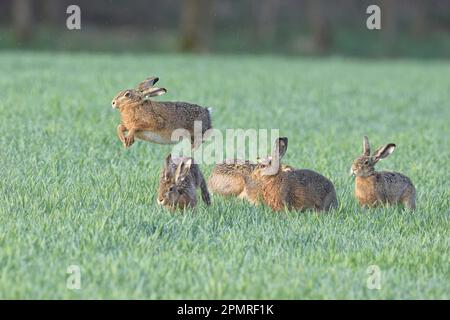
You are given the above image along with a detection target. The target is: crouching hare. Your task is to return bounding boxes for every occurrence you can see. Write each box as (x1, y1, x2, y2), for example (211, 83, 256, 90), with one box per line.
(245, 137, 338, 212)
(208, 160, 256, 198)
(350, 136, 416, 210)
(208, 160, 293, 199)
(157, 154, 211, 210)
(112, 77, 212, 149)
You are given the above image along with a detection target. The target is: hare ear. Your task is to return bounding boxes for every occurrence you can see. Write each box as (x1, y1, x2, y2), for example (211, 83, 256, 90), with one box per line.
(277, 137, 288, 159)
(137, 77, 159, 90)
(363, 136, 370, 156)
(164, 154, 173, 179)
(164, 154, 172, 169)
(261, 137, 288, 176)
(142, 87, 167, 98)
(373, 143, 396, 163)
(174, 159, 192, 183)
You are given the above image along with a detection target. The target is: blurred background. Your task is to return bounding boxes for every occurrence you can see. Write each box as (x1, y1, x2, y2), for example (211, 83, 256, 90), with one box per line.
(0, 0, 449, 58)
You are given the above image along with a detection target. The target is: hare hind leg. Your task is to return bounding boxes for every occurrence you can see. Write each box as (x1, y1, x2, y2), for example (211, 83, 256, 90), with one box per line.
(316, 192, 338, 212)
(324, 192, 338, 211)
(401, 186, 416, 211)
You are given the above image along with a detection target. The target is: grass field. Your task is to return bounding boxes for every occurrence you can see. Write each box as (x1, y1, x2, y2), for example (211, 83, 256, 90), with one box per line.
(0, 52, 448, 299)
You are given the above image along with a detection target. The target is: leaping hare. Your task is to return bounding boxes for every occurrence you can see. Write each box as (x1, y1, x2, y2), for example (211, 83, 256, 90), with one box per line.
(244, 137, 338, 212)
(112, 77, 212, 149)
(350, 136, 416, 210)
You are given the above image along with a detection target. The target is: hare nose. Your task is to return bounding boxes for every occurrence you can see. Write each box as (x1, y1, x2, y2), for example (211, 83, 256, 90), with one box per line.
(112, 101, 116, 108)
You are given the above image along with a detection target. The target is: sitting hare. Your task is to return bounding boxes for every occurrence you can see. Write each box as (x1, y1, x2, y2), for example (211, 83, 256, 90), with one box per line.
(157, 154, 211, 210)
(350, 136, 416, 210)
(112, 77, 212, 149)
(244, 137, 338, 212)
(208, 159, 292, 199)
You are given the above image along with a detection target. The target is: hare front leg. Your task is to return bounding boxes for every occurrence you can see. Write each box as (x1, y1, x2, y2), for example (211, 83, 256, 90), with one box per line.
(124, 128, 136, 148)
(117, 124, 127, 147)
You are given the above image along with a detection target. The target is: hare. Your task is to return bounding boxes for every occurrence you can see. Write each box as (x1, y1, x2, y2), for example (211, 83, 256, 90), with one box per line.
(244, 137, 338, 212)
(208, 159, 293, 199)
(112, 77, 212, 149)
(350, 136, 416, 210)
(208, 160, 257, 199)
(157, 154, 211, 210)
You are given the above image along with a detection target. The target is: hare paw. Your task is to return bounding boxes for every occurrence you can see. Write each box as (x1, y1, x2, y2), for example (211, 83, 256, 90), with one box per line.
(124, 135, 135, 148)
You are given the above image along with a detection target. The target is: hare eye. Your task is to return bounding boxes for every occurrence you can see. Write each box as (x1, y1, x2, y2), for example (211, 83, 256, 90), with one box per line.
(124, 91, 131, 98)
(364, 160, 369, 164)
(169, 186, 174, 192)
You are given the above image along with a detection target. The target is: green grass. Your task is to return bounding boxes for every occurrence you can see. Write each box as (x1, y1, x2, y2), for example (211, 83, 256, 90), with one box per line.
(0, 52, 449, 299)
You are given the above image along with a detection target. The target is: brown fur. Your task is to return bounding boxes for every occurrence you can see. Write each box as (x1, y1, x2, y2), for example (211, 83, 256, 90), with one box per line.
(351, 136, 416, 210)
(355, 172, 416, 209)
(208, 160, 293, 199)
(208, 160, 256, 198)
(247, 168, 338, 212)
(112, 77, 212, 148)
(244, 138, 338, 212)
(157, 155, 211, 211)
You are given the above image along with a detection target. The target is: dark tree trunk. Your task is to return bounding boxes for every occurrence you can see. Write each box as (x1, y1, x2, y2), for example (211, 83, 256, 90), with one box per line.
(381, 0, 398, 48)
(12, 0, 34, 44)
(411, 0, 428, 38)
(180, 0, 215, 52)
(42, 0, 61, 26)
(307, 0, 332, 55)
(253, 0, 279, 43)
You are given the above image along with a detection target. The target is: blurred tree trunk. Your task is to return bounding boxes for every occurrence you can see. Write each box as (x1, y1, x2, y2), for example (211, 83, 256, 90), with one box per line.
(411, 0, 428, 38)
(42, 0, 61, 26)
(381, 0, 397, 49)
(12, 0, 34, 44)
(180, 0, 215, 52)
(253, 0, 279, 43)
(307, 0, 332, 54)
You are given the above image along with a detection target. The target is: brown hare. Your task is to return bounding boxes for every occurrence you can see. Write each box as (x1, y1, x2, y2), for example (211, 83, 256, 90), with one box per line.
(350, 136, 416, 210)
(208, 160, 293, 199)
(208, 160, 257, 198)
(244, 137, 338, 212)
(112, 77, 212, 149)
(157, 154, 211, 210)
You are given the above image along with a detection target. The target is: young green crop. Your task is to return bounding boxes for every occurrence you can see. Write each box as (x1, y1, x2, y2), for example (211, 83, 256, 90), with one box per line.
(0, 52, 448, 299)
